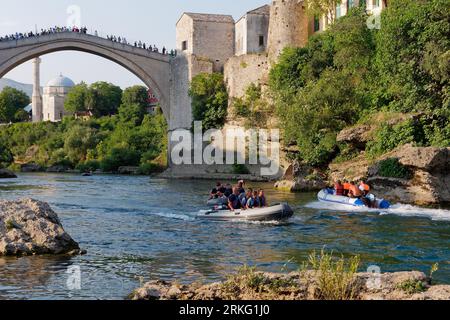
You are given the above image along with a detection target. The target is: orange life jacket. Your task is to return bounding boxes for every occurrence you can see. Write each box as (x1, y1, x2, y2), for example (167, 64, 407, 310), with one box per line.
(349, 184, 362, 197)
(343, 183, 351, 191)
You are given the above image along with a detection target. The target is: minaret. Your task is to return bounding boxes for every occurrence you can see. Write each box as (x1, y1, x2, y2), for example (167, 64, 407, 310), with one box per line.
(32, 57, 43, 122)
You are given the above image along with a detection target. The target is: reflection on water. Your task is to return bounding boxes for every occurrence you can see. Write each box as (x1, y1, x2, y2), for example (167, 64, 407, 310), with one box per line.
(0, 173, 449, 300)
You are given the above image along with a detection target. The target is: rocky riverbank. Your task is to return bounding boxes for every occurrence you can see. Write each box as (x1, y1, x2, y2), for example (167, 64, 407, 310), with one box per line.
(0, 199, 81, 256)
(129, 269, 450, 301)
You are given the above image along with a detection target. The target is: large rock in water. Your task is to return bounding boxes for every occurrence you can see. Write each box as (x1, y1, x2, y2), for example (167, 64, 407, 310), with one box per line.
(0, 169, 17, 179)
(274, 162, 327, 192)
(0, 199, 80, 256)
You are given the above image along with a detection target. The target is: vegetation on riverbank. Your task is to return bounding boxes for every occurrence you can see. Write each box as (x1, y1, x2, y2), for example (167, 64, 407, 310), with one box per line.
(130, 250, 449, 300)
(269, 1, 449, 168)
(0, 85, 167, 174)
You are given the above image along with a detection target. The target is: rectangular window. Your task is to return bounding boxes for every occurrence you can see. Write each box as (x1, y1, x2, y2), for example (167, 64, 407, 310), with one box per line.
(181, 41, 187, 51)
(375, 0, 380, 7)
(314, 16, 320, 32)
(259, 35, 264, 47)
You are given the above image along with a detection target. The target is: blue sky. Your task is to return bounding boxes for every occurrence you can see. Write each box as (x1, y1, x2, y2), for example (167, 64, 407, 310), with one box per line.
(1, 0, 269, 88)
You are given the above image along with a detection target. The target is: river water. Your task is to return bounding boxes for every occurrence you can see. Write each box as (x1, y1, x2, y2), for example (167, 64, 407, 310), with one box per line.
(0, 173, 449, 300)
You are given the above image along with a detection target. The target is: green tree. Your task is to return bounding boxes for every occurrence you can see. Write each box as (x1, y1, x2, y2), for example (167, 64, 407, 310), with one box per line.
(118, 103, 146, 126)
(304, 0, 343, 24)
(64, 125, 99, 164)
(89, 82, 123, 117)
(189, 73, 228, 131)
(121, 85, 149, 109)
(65, 82, 89, 114)
(0, 87, 30, 123)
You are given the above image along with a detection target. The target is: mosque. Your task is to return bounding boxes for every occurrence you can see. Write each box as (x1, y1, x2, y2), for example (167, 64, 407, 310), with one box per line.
(31, 57, 75, 122)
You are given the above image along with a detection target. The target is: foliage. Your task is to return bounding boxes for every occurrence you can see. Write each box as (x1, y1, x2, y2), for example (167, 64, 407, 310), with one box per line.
(376, 158, 412, 179)
(303, 249, 360, 300)
(0, 142, 13, 168)
(269, 8, 375, 166)
(374, 0, 450, 113)
(397, 279, 427, 295)
(366, 120, 423, 158)
(121, 85, 149, 109)
(269, 2, 449, 167)
(233, 83, 271, 128)
(64, 81, 123, 117)
(100, 147, 140, 172)
(232, 164, 250, 175)
(189, 73, 228, 131)
(303, 0, 343, 24)
(0, 87, 30, 123)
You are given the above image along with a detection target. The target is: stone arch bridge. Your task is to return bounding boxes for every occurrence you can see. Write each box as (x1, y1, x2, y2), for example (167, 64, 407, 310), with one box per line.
(0, 32, 191, 133)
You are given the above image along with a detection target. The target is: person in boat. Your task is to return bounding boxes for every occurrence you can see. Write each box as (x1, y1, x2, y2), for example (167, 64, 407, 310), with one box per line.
(224, 183, 233, 197)
(343, 180, 351, 197)
(237, 180, 246, 194)
(258, 189, 267, 207)
(239, 188, 252, 209)
(246, 190, 261, 209)
(348, 181, 363, 198)
(209, 182, 226, 199)
(359, 180, 371, 196)
(228, 187, 242, 211)
(334, 180, 344, 196)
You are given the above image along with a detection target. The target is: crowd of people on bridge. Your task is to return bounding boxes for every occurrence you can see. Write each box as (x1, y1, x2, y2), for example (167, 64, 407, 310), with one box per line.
(0, 26, 88, 42)
(209, 180, 268, 211)
(0, 26, 176, 57)
(106, 35, 176, 56)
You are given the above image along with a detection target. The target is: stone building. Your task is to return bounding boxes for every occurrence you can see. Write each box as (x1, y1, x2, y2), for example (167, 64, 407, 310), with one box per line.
(42, 74, 75, 122)
(235, 5, 270, 56)
(176, 13, 235, 75)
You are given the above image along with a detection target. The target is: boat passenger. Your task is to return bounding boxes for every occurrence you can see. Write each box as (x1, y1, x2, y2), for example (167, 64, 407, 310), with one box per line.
(343, 180, 351, 197)
(246, 190, 261, 209)
(228, 187, 242, 211)
(258, 189, 267, 207)
(359, 180, 370, 196)
(224, 183, 233, 197)
(240, 188, 252, 209)
(335, 180, 344, 196)
(348, 181, 363, 198)
(237, 180, 246, 194)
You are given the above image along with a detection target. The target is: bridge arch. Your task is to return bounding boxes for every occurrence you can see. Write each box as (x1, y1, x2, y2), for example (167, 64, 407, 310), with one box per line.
(0, 32, 171, 120)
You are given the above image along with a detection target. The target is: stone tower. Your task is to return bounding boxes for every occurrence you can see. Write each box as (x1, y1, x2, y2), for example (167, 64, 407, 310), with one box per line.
(32, 57, 43, 122)
(267, 0, 310, 62)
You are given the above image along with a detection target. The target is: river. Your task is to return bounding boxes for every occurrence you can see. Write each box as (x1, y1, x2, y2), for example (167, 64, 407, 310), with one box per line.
(0, 173, 449, 300)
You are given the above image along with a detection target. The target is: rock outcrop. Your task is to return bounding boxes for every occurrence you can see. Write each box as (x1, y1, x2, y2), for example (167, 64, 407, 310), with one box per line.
(0, 169, 17, 179)
(0, 199, 80, 256)
(274, 162, 327, 192)
(129, 270, 450, 301)
(369, 144, 450, 205)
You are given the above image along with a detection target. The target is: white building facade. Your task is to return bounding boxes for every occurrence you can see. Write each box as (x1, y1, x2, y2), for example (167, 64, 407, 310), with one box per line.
(42, 75, 75, 122)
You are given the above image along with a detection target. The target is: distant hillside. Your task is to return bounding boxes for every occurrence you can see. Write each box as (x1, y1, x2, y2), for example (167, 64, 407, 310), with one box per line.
(0, 78, 40, 97)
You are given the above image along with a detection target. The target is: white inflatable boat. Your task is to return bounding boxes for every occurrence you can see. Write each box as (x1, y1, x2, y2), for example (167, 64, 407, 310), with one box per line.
(317, 189, 391, 209)
(197, 203, 294, 222)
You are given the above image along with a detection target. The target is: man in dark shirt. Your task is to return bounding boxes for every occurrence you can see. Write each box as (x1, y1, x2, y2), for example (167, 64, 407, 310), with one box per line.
(228, 188, 242, 211)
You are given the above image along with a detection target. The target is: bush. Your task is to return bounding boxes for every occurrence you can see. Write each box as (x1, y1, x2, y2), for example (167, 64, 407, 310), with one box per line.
(377, 158, 412, 179)
(77, 160, 101, 172)
(397, 279, 427, 294)
(232, 164, 250, 175)
(101, 147, 140, 172)
(366, 119, 424, 158)
(303, 249, 360, 300)
(189, 73, 228, 131)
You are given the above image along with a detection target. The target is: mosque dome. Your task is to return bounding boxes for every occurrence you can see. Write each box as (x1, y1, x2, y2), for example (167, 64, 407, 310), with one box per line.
(46, 74, 75, 88)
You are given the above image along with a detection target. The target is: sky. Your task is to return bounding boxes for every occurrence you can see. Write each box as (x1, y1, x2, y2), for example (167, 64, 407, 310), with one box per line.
(0, 0, 269, 88)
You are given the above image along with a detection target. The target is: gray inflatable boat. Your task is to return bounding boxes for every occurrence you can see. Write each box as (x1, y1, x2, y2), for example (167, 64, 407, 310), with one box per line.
(197, 203, 294, 222)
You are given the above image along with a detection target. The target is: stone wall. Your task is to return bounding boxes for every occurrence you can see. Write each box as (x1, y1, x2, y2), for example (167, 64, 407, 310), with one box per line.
(224, 53, 269, 100)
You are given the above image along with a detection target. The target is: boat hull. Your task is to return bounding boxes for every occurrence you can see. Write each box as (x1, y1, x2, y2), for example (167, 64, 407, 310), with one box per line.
(317, 189, 391, 209)
(197, 203, 294, 222)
